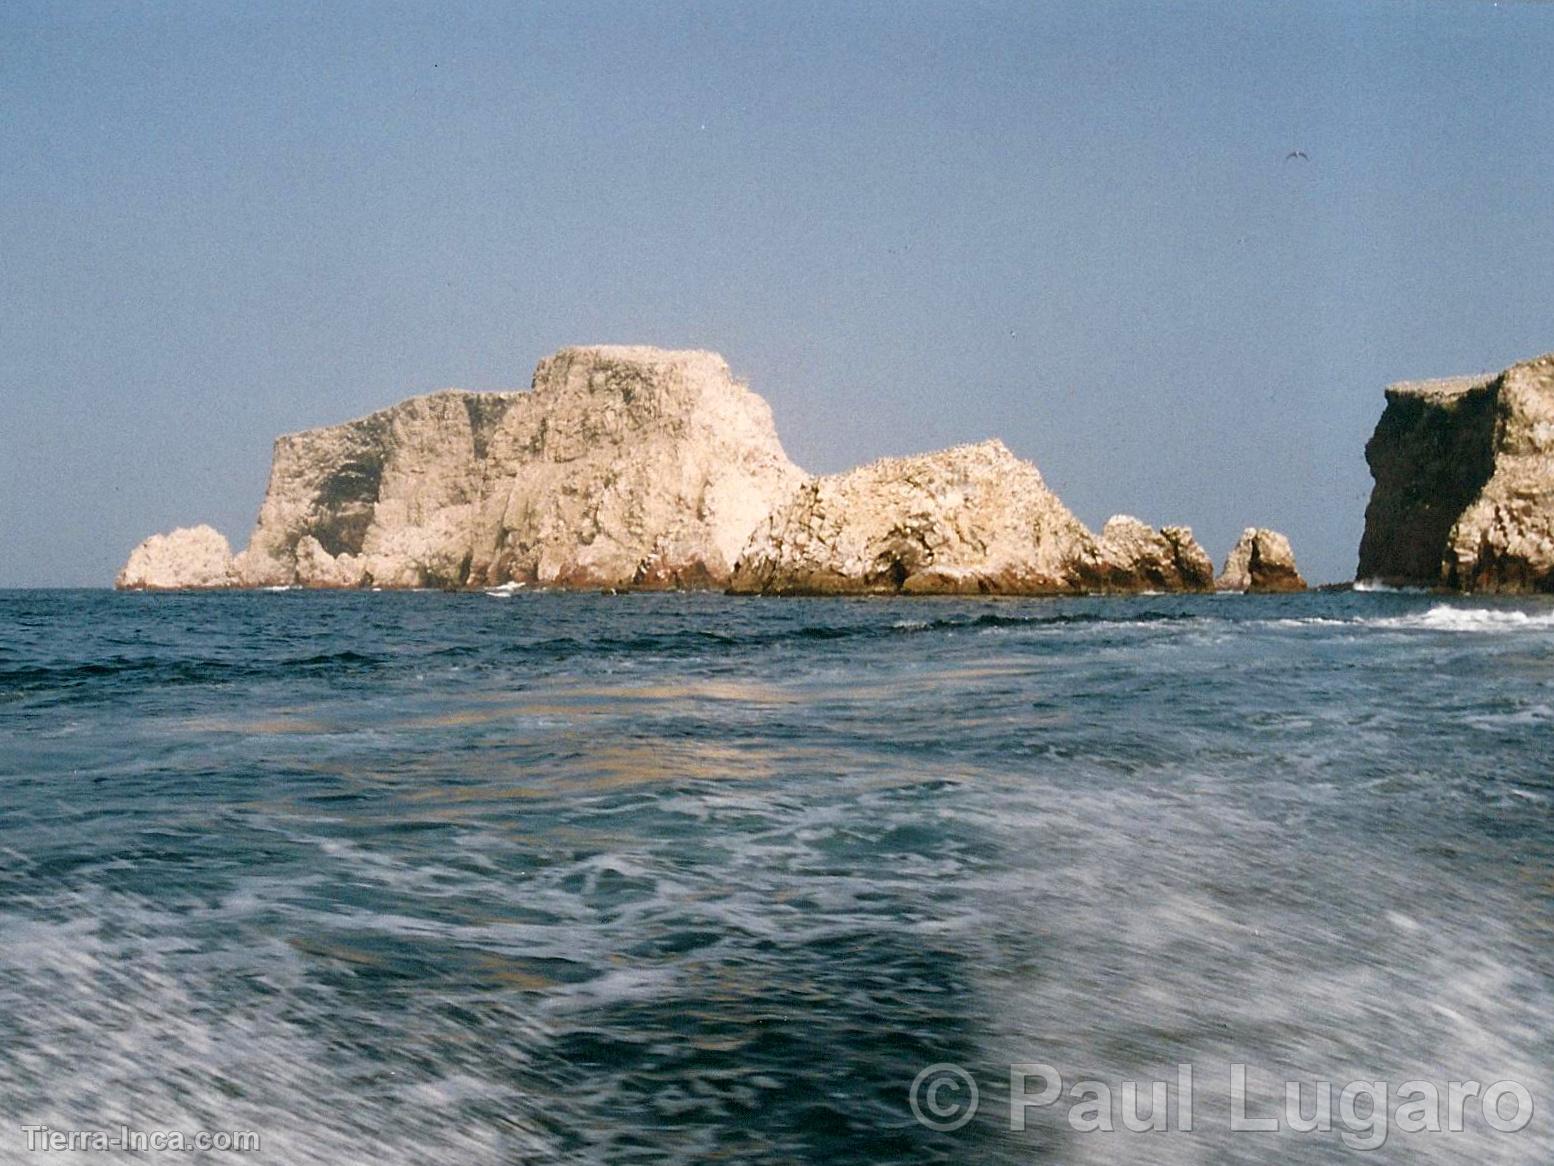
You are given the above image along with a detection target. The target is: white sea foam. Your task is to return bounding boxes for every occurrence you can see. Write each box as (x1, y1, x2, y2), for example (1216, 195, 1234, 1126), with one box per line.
(1353, 579, 1430, 593)
(484, 581, 527, 597)
(1264, 605, 1554, 633)
(1464, 703, 1554, 730)
(1373, 605, 1554, 633)
(0, 897, 558, 1165)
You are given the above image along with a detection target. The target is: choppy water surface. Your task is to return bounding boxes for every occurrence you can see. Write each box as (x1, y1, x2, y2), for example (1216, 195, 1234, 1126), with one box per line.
(2, 590, 1551, 1164)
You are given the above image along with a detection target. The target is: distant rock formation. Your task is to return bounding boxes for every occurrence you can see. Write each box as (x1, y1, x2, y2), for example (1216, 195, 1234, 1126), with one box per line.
(1217, 528, 1306, 592)
(729, 441, 1091, 595)
(1086, 516, 1217, 594)
(117, 525, 236, 590)
(117, 344, 1291, 597)
(1358, 352, 1554, 591)
(728, 441, 1214, 595)
(121, 347, 805, 591)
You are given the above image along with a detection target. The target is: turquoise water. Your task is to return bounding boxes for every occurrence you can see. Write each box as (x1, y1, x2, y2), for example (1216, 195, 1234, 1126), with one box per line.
(2, 590, 1551, 1163)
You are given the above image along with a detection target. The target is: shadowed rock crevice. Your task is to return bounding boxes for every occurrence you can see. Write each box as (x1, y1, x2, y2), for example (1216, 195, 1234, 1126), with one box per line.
(307, 494, 378, 559)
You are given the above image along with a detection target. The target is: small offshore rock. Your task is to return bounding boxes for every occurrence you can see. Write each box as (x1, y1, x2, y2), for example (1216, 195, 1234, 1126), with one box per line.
(1217, 527, 1307, 592)
(115, 525, 236, 590)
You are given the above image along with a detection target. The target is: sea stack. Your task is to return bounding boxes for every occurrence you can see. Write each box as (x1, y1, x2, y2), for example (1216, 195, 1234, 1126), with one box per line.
(1085, 516, 1217, 594)
(1358, 351, 1554, 592)
(1216, 528, 1306, 592)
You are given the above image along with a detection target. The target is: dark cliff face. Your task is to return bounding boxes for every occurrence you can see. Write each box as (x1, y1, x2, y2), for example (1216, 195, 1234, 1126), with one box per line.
(1356, 377, 1499, 586)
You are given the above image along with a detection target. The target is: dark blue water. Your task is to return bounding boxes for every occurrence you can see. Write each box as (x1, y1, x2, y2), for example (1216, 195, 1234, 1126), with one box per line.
(2, 590, 1551, 1164)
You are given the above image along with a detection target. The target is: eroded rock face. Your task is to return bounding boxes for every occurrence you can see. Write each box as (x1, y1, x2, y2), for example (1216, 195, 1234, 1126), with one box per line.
(728, 440, 1092, 595)
(1084, 516, 1216, 593)
(201, 346, 804, 590)
(231, 389, 509, 589)
(116, 525, 235, 590)
(1217, 528, 1306, 592)
(116, 344, 1283, 596)
(1358, 353, 1554, 591)
(729, 442, 1213, 596)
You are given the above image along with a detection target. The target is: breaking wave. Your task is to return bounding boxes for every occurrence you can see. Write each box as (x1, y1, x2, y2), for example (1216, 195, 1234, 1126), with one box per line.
(1372, 604, 1554, 633)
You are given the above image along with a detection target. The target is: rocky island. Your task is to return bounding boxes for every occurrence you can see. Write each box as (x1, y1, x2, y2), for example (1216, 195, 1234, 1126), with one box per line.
(118, 344, 1304, 595)
(1358, 351, 1554, 592)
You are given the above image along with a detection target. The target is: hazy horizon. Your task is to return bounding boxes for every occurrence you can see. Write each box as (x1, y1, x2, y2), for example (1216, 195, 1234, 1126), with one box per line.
(5, 1, 1554, 587)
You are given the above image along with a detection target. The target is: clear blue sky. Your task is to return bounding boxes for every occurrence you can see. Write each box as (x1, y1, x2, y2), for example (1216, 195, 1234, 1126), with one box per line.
(4, 0, 1552, 587)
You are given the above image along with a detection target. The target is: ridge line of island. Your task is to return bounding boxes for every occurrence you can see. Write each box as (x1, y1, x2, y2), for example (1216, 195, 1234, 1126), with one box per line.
(118, 345, 1554, 595)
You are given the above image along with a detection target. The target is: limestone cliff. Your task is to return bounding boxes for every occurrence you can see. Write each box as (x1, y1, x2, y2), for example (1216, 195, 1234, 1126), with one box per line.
(123, 346, 805, 591)
(1216, 528, 1306, 592)
(231, 389, 518, 589)
(1358, 352, 1554, 591)
(727, 441, 1215, 596)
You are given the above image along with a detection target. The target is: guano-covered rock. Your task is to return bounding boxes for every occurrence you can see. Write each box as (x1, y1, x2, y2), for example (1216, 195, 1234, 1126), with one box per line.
(116, 525, 237, 591)
(728, 442, 1216, 596)
(126, 346, 805, 591)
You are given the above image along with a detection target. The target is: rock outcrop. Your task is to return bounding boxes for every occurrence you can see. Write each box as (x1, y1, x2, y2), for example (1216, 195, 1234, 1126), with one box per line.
(1216, 528, 1306, 592)
(728, 441, 1092, 595)
(727, 441, 1215, 596)
(1086, 516, 1217, 593)
(1358, 352, 1554, 591)
(116, 525, 236, 591)
(122, 346, 806, 591)
(114, 525, 236, 587)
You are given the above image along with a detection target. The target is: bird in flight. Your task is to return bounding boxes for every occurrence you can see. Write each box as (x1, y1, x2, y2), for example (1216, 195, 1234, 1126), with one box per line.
(1285, 150, 1309, 161)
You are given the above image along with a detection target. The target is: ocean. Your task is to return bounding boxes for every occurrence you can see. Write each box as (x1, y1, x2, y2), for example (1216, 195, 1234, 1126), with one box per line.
(1, 589, 1551, 1164)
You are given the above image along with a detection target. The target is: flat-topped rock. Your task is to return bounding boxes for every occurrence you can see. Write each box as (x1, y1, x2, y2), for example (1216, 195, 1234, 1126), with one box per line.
(164, 346, 806, 591)
(1359, 351, 1554, 591)
(1384, 375, 1495, 402)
